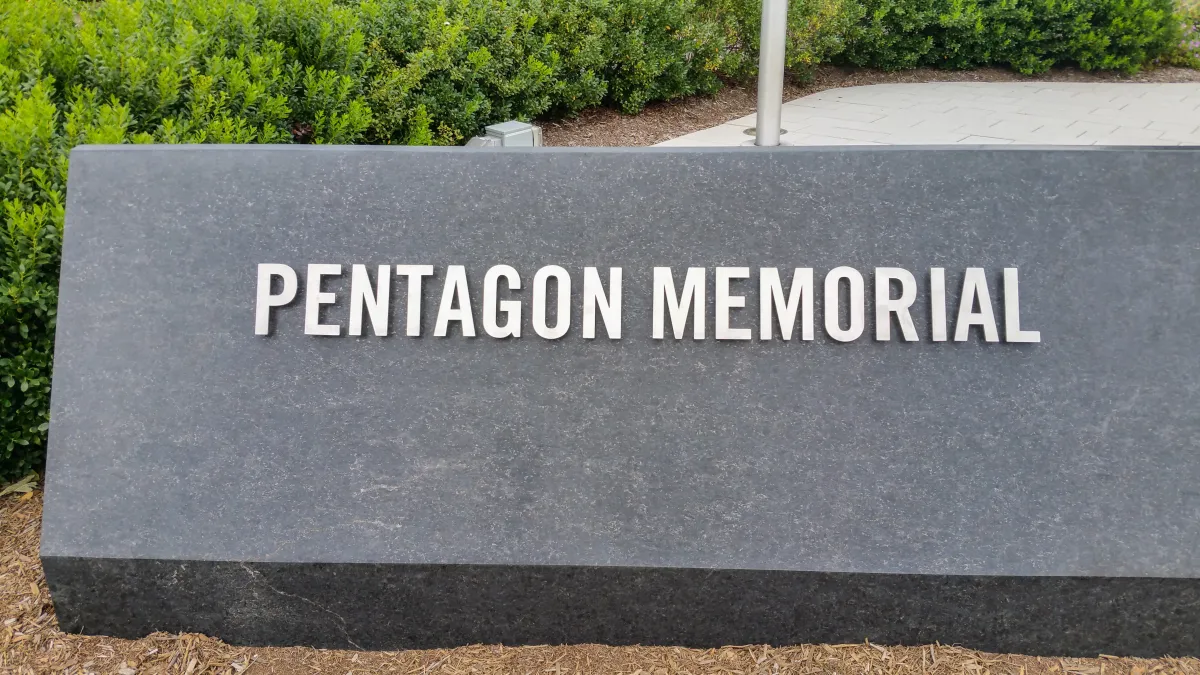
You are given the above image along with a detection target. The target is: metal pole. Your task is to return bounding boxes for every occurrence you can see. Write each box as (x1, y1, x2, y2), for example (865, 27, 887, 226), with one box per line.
(754, 0, 788, 146)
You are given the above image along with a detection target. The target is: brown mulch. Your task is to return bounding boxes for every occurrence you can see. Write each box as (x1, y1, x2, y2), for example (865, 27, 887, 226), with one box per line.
(3, 493, 1200, 674)
(539, 64, 1200, 147)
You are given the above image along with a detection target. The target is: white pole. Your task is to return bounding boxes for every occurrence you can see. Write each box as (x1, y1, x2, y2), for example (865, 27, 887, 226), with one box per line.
(754, 0, 788, 146)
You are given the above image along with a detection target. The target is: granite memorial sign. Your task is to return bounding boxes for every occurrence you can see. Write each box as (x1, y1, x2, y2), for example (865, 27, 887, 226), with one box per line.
(41, 145, 1200, 656)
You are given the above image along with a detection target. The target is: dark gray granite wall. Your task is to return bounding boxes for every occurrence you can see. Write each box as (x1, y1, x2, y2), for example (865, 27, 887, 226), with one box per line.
(42, 146, 1200, 655)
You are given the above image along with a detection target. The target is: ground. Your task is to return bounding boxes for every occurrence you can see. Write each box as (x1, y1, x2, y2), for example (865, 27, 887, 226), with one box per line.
(538, 65, 1200, 147)
(2, 493, 1199, 675)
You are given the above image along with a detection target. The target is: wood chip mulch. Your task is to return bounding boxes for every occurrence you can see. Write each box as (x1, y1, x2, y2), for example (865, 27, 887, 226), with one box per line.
(539, 65, 1200, 147)
(3, 493, 1199, 674)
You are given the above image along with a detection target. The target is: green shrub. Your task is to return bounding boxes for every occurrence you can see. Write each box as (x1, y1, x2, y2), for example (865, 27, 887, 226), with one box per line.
(359, 0, 723, 143)
(697, 0, 864, 80)
(0, 0, 374, 482)
(1166, 0, 1200, 66)
(604, 0, 725, 112)
(359, 0, 594, 145)
(838, 0, 1182, 74)
(0, 84, 63, 482)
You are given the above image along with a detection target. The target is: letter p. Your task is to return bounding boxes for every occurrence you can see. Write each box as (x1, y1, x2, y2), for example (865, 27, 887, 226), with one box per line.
(255, 263, 298, 335)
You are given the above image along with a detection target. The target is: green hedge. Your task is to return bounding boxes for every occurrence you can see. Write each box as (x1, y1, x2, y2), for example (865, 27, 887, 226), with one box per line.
(0, 0, 1189, 482)
(701, 0, 1183, 79)
(697, 0, 865, 80)
(0, 0, 376, 482)
(837, 0, 1182, 74)
(1174, 1, 1200, 67)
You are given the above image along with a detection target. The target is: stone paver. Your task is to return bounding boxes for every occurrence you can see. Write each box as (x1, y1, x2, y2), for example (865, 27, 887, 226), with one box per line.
(656, 82, 1200, 146)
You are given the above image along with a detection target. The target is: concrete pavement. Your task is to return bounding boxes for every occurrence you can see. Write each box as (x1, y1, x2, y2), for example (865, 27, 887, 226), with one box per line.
(656, 82, 1200, 146)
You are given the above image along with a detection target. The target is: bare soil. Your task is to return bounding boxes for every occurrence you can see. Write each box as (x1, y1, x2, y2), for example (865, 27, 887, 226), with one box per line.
(539, 65, 1200, 147)
(3, 493, 1199, 674)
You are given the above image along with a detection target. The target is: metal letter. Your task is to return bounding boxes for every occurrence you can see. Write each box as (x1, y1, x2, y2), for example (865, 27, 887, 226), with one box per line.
(533, 265, 571, 340)
(395, 265, 434, 337)
(304, 264, 342, 336)
(759, 267, 813, 340)
(1004, 268, 1041, 343)
(653, 267, 706, 340)
(583, 267, 622, 339)
(254, 263, 297, 336)
(875, 267, 918, 342)
(954, 267, 999, 342)
(434, 265, 476, 337)
(715, 267, 752, 340)
(483, 265, 522, 338)
(348, 264, 391, 337)
(824, 266, 865, 342)
(930, 267, 947, 342)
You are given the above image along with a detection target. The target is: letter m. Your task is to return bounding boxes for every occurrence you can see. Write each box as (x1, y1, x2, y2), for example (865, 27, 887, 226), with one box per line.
(653, 267, 705, 339)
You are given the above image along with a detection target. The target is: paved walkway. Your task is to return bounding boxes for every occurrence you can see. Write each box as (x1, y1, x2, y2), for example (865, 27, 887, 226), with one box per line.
(656, 82, 1200, 146)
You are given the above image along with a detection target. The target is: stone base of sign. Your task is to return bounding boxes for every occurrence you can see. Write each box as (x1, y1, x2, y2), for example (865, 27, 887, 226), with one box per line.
(44, 557, 1200, 655)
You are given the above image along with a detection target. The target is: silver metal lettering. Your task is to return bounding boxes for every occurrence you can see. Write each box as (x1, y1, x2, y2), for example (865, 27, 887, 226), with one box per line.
(824, 266, 865, 342)
(255, 263, 297, 336)
(304, 263, 342, 336)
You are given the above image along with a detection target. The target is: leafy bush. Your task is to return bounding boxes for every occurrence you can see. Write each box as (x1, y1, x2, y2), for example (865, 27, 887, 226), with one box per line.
(1169, 0, 1200, 66)
(0, 0, 375, 482)
(604, 0, 726, 111)
(0, 80, 63, 481)
(359, 0, 722, 144)
(837, 0, 1182, 74)
(699, 0, 864, 80)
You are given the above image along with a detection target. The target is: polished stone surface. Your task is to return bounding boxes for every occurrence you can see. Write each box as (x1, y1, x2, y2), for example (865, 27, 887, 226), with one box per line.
(42, 145, 1200, 655)
(43, 558, 1200, 655)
